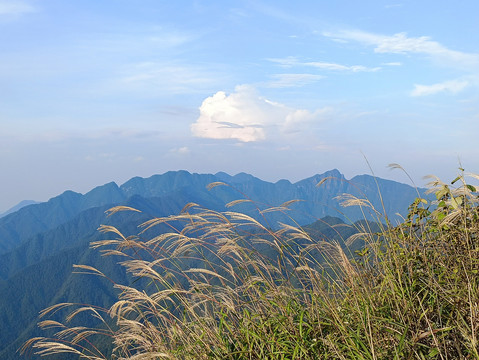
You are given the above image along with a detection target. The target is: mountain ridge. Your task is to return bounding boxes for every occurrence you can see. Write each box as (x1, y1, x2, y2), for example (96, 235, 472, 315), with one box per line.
(0, 169, 427, 359)
(0, 169, 424, 255)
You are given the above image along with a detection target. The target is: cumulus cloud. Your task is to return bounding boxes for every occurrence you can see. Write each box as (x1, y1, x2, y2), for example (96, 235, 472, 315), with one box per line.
(323, 30, 479, 68)
(411, 79, 469, 97)
(0, 0, 35, 15)
(191, 86, 324, 142)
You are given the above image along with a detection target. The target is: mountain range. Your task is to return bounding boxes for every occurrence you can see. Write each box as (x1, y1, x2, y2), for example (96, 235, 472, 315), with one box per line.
(0, 169, 424, 359)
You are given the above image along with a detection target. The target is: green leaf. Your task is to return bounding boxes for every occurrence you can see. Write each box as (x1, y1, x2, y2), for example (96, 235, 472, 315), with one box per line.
(451, 176, 461, 185)
(428, 348, 439, 358)
(436, 188, 448, 200)
(437, 212, 446, 221)
(466, 184, 476, 192)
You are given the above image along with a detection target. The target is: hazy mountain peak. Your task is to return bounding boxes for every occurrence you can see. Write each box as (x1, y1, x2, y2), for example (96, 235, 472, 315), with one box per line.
(295, 169, 345, 187)
(275, 179, 292, 186)
(214, 171, 232, 181)
(230, 172, 261, 183)
(0, 200, 39, 219)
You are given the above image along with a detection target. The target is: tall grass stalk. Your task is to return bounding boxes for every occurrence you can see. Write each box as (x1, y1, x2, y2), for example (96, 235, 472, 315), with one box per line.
(23, 172, 479, 359)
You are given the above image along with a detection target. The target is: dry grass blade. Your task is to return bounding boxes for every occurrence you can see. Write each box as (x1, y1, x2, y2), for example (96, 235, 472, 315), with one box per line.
(73, 264, 107, 277)
(39, 303, 75, 318)
(346, 232, 369, 247)
(423, 174, 446, 189)
(37, 320, 66, 329)
(105, 206, 142, 216)
(280, 199, 304, 207)
(184, 268, 228, 282)
(128, 352, 171, 359)
(180, 202, 200, 213)
(465, 172, 479, 183)
(225, 199, 253, 208)
(259, 206, 290, 214)
(97, 225, 128, 240)
(388, 163, 404, 171)
(20, 337, 44, 355)
(224, 211, 264, 227)
(65, 306, 103, 323)
(440, 208, 462, 226)
(295, 265, 320, 275)
(32, 342, 85, 357)
(207, 181, 227, 190)
(316, 176, 338, 187)
(335, 193, 373, 209)
(90, 239, 123, 249)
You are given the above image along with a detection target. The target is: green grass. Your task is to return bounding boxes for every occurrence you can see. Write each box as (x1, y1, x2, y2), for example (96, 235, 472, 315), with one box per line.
(23, 171, 479, 359)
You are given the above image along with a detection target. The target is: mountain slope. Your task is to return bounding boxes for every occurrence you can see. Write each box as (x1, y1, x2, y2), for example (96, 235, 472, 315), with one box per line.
(0, 170, 426, 359)
(0, 182, 126, 254)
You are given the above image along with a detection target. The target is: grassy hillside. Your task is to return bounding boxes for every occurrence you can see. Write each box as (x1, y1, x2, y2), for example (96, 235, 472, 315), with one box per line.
(23, 171, 479, 359)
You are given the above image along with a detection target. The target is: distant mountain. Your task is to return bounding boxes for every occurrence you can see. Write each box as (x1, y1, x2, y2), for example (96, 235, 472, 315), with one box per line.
(0, 169, 423, 255)
(0, 170, 426, 359)
(0, 200, 39, 219)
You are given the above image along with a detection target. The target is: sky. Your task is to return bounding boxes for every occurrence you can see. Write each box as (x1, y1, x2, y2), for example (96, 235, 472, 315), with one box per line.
(1, 0, 479, 212)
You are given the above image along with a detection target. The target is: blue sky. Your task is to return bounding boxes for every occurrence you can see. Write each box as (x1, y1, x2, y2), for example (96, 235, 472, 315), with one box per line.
(1, 0, 478, 212)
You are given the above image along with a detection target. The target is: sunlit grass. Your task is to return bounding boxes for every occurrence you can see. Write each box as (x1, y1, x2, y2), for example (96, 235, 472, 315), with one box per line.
(23, 170, 479, 359)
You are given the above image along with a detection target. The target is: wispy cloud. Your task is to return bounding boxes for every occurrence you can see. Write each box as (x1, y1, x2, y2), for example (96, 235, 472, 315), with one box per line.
(191, 85, 326, 142)
(323, 30, 479, 68)
(304, 61, 380, 72)
(384, 3, 403, 9)
(265, 73, 324, 88)
(147, 33, 194, 48)
(84, 153, 146, 163)
(168, 146, 190, 156)
(119, 61, 224, 95)
(7, 127, 164, 143)
(268, 56, 380, 72)
(0, 0, 35, 16)
(411, 79, 469, 97)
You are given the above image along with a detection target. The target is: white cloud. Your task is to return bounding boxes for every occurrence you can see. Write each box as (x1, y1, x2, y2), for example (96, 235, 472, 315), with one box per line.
(411, 79, 469, 97)
(85, 153, 116, 161)
(0, 0, 34, 15)
(304, 61, 381, 72)
(10, 127, 163, 143)
(148, 33, 194, 48)
(120, 62, 222, 95)
(385, 3, 403, 8)
(382, 62, 402, 66)
(191, 85, 324, 142)
(266, 73, 324, 88)
(168, 146, 190, 155)
(268, 57, 380, 72)
(267, 56, 299, 68)
(323, 30, 479, 68)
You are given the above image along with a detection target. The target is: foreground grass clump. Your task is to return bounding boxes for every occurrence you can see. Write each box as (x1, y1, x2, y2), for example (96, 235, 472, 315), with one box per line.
(23, 172, 479, 359)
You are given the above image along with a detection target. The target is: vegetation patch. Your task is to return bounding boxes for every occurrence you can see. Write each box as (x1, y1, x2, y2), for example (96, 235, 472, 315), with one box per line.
(24, 171, 479, 359)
